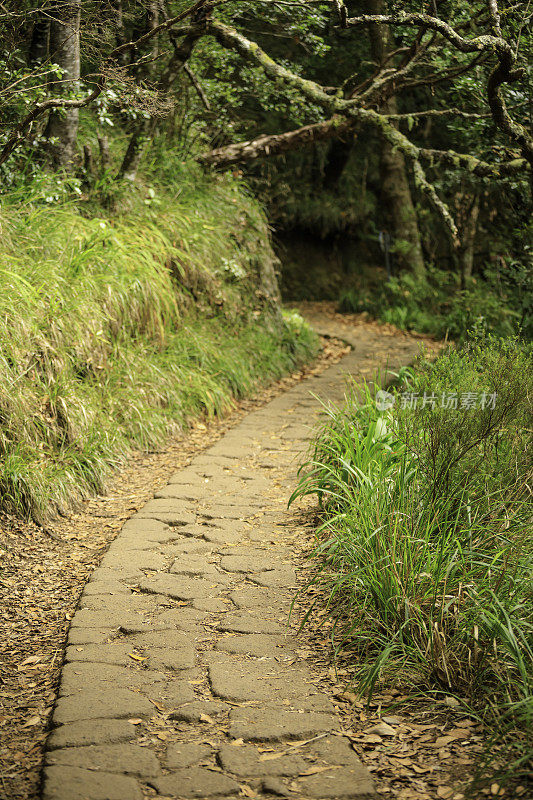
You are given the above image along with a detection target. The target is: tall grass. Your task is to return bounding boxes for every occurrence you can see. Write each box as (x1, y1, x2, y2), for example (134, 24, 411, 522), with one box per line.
(291, 338, 532, 790)
(0, 167, 317, 520)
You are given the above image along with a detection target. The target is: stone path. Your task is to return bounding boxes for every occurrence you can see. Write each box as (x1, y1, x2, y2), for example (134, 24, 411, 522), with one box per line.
(42, 323, 422, 800)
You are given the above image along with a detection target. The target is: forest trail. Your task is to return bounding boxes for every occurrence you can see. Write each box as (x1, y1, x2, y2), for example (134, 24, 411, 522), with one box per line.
(41, 312, 428, 800)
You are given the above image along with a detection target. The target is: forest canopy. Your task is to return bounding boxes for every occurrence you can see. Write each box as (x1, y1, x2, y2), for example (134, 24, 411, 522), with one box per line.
(0, 1, 531, 317)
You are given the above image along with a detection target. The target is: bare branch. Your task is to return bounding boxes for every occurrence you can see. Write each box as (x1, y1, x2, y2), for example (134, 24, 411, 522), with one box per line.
(0, 85, 103, 168)
(488, 0, 503, 36)
(184, 64, 210, 109)
(332, 0, 347, 28)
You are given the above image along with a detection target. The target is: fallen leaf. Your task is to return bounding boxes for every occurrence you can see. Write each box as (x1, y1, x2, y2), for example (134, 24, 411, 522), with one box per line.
(22, 716, 41, 728)
(444, 696, 460, 708)
(360, 734, 383, 744)
(20, 655, 42, 666)
(368, 722, 396, 736)
(128, 653, 147, 662)
(239, 785, 257, 798)
(231, 738, 245, 747)
(259, 752, 285, 762)
(199, 713, 214, 724)
(434, 736, 455, 748)
(128, 719, 143, 725)
(437, 788, 453, 799)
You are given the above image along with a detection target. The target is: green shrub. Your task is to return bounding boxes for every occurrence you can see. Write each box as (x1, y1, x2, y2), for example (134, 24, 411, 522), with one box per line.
(291, 336, 532, 790)
(0, 169, 318, 521)
(339, 269, 526, 342)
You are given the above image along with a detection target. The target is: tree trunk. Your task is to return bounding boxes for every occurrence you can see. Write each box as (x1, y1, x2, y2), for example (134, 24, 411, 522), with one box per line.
(45, 1, 81, 170)
(457, 193, 480, 288)
(322, 131, 356, 190)
(117, 126, 149, 181)
(110, 0, 126, 65)
(366, 0, 426, 278)
(28, 8, 50, 65)
(118, 28, 204, 181)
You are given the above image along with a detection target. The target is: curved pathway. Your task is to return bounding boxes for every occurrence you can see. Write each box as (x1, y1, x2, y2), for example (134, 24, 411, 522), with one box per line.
(42, 319, 422, 800)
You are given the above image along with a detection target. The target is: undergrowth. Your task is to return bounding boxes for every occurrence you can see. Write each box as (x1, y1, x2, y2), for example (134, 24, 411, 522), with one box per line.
(339, 264, 532, 342)
(291, 336, 532, 792)
(0, 166, 318, 521)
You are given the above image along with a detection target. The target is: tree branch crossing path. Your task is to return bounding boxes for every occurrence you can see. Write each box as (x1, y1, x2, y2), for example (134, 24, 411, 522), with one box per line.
(42, 314, 423, 800)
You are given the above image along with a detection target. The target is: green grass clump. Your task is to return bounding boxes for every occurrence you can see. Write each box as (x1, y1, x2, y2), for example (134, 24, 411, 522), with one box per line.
(0, 168, 318, 521)
(291, 336, 532, 791)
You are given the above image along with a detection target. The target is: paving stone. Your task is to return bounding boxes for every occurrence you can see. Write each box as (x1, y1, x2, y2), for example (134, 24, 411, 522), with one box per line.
(150, 650, 196, 672)
(67, 628, 115, 646)
(154, 767, 240, 798)
(138, 499, 196, 526)
(215, 634, 289, 657)
(167, 468, 207, 485)
(155, 485, 209, 500)
(218, 743, 307, 777)
(209, 661, 307, 703)
(297, 695, 337, 713)
(218, 613, 284, 635)
(138, 574, 222, 600)
(198, 506, 252, 521)
(65, 641, 146, 666)
(129, 629, 192, 650)
(219, 545, 268, 556)
(150, 680, 195, 706)
(167, 742, 213, 769)
(219, 554, 274, 573)
(229, 707, 337, 741)
(250, 569, 297, 589)
(59, 663, 165, 696)
(178, 524, 219, 539)
(296, 766, 376, 798)
(262, 776, 293, 796)
(193, 597, 233, 612)
(170, 554, 220, 577)
(101, 550, 166, 571)
(80, 593, 157, 614)
(53, 689, 153, 724)
(69, 609, 157, 632)
(42, 766, 142, 800)
(163, 539, 213, 555)
(229, 587, 288, 610)
(155, 606, 208, 630)
(105, 535, 156, 552)
(202, 528, 243, 545)
(121, 518, 172, 536)
(45, 743, 160, 776)
(82, 579, 130, 596)
(310, 735, 367, 764)
(47, 719, 137, 750)
(168, 700, 230, 722)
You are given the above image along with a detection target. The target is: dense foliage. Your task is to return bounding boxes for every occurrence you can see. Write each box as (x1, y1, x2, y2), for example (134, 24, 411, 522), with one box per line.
(0, 2, 530, 326)
(0, 163, 317, 520)
(292, 339, 532, 790)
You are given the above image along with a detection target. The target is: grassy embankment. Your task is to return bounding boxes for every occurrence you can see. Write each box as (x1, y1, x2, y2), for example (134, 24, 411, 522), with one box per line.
(291, 338, 532, 791)
(0, 164, 317, 521)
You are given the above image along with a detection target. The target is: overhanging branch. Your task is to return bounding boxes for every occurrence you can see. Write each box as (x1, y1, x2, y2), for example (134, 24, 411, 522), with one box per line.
(200, 116, 356, 167)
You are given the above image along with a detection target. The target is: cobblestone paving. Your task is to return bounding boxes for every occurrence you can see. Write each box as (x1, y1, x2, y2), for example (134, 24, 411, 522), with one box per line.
(42, 326, 421, 800)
